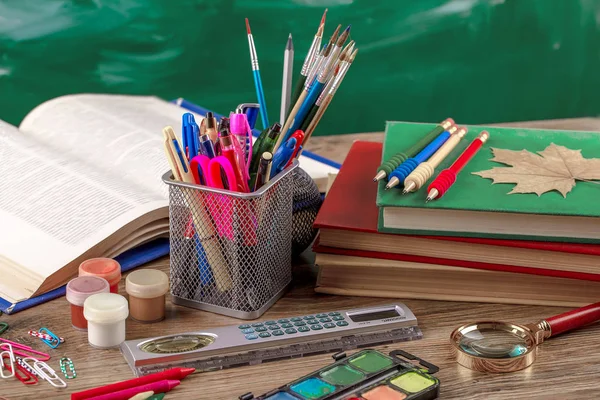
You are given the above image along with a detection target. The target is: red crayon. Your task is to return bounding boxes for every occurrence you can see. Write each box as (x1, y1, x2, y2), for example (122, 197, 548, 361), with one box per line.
(71, 367, 195, 400)
(87, 379, 179, 400)
(426, 130, 490, 202)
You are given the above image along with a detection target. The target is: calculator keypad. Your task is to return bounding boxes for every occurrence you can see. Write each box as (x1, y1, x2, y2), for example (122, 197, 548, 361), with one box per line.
(242, 312, 349, 340)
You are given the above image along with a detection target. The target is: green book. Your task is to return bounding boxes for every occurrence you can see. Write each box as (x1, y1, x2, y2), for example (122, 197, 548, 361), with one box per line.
(376, 121, 600, 243)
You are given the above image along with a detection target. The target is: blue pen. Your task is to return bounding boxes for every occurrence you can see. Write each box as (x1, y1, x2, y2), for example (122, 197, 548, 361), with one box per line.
(386, 126, 458, 189)
(271, 137, 297, 178)
(199, 134, 216, 159)
(245, 18, 269, 130)
(182, 113, 200, 158)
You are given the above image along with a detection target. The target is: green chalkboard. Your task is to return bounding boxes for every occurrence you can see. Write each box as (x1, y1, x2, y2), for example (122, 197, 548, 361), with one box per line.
(1, 0, 599, 135)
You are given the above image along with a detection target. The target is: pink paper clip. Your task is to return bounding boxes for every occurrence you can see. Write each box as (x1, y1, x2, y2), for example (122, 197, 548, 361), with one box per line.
(0, 339, 50, 361)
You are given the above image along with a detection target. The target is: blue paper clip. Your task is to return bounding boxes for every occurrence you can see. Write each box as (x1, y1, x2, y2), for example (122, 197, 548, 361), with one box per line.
(38, 328, 60, 349)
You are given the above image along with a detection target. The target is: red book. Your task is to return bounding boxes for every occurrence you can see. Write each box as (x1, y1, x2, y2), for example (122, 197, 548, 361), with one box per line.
(314, 141, 600, 281)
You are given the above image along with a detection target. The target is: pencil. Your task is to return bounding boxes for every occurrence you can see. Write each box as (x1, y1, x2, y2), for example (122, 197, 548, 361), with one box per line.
(289, 9, 326, 112)
(298, 48, 357, 156)
(280, 34, 294, 124)
(245, 18, 269, 130)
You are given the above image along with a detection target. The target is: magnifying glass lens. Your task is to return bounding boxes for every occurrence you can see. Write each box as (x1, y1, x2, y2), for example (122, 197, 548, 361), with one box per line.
(458, 327, 529, 359)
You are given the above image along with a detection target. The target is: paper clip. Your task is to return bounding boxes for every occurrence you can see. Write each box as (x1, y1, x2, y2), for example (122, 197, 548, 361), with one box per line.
(28, 329, 65, 344)
(13, 360, 38, 385)
(0, 344, 15, 379)
(59, 357, 76, 379)
(33, 360, 67, 388)
(38, 328, 62, 348)
(0, 338, 50, 361)
(0, 322, 8, 335)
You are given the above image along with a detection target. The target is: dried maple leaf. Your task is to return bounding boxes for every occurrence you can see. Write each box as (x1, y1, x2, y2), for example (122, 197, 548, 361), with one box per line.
(473, 143, 600, 197)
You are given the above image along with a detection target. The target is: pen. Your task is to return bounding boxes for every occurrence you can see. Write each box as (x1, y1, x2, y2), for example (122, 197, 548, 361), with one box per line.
(403, 126, 468, 194)
(386, 125, 457, 190)
(250, 122, 281, 175)
(245, 18, 269, 130)
(182, 113, 200, 159)
(219, 128, 249, 192)
(230, 109, 251, 164)
(205, 111, 219, 144)
(286, 130, 304, 166)
(289, 9, 326, 111)
(271, 136, 298, 178)
(253, 152, 273, 191)
(426, 130, 490, 202)
(373, 118, 455, 182)
(280, 33, 294, 124)
(199, 133, 216, 159)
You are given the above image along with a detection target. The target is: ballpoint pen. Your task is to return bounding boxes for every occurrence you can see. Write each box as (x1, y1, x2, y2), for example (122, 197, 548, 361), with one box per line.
(426, 131, 490, 202)
(182, 113, 200, 159)
(386, 125, 458, 190)
(373, 118, 455, 182)
(403, 126, 468, 194)
(271, 136, 299, 178)
(245, 18, 269, 130)
(280, 34, 294, 124)
(253, 152, 273, 191)
(289, 9, 326, 111)
(230, 109, 252, 166)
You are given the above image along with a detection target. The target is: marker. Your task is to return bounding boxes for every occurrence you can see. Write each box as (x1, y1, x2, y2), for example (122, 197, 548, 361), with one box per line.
(71, 368, 194, 400)
(426, 131, 490, 202)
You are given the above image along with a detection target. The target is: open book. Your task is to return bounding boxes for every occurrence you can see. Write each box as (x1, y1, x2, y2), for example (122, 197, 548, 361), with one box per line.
(0, 94, 338, 305)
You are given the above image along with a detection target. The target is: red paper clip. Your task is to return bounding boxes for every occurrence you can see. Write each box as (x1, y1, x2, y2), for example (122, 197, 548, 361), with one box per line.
(12, 361, 38, 385)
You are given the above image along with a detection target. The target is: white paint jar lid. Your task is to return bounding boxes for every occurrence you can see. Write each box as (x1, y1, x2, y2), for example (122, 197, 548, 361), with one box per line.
(126, 269, 169, 299)
(84, 293, 129, 324)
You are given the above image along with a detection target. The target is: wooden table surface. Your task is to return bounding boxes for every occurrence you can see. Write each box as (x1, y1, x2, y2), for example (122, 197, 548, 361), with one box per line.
(3, 118, 600, 400)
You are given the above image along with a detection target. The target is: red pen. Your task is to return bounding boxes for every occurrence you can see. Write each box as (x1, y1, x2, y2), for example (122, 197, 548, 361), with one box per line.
(87, 379, 179, 400)
(70, 367, 195, 400)
(426, 130, 490, 202)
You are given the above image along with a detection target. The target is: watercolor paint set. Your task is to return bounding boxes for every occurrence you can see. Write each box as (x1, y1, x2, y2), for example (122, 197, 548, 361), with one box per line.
(240, 349, 440, 400)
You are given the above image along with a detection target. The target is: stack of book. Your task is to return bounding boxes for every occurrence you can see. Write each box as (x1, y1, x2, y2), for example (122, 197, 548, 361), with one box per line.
(313, 122, 600, 307)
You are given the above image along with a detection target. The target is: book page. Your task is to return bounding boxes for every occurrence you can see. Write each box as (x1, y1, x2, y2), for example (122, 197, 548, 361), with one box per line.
(19, 94, 203, 197)
(0, 119, 166, 301)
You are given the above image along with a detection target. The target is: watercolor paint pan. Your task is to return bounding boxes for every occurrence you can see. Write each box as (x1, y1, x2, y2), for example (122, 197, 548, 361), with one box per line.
(240, 349, 440, 400)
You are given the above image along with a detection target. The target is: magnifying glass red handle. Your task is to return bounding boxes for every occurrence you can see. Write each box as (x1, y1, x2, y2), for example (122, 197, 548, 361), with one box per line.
(546, 302, 600, 336)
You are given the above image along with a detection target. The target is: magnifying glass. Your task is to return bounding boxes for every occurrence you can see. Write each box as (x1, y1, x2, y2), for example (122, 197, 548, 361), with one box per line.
(450, 302, 600, 373)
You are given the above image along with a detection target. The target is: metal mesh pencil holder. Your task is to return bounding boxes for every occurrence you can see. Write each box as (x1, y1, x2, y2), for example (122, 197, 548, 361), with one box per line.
(163, 161, 298, 320)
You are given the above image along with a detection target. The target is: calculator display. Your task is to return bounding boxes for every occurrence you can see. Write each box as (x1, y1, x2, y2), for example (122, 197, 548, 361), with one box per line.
(348, 308, 400, 323)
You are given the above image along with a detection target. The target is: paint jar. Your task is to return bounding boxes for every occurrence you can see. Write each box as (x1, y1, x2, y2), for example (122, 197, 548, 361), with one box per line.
(83, 293, 129, 349)
(126, 269, 169, 323)
(79, 258, 122, 294)
(66, 276, 110, 331)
